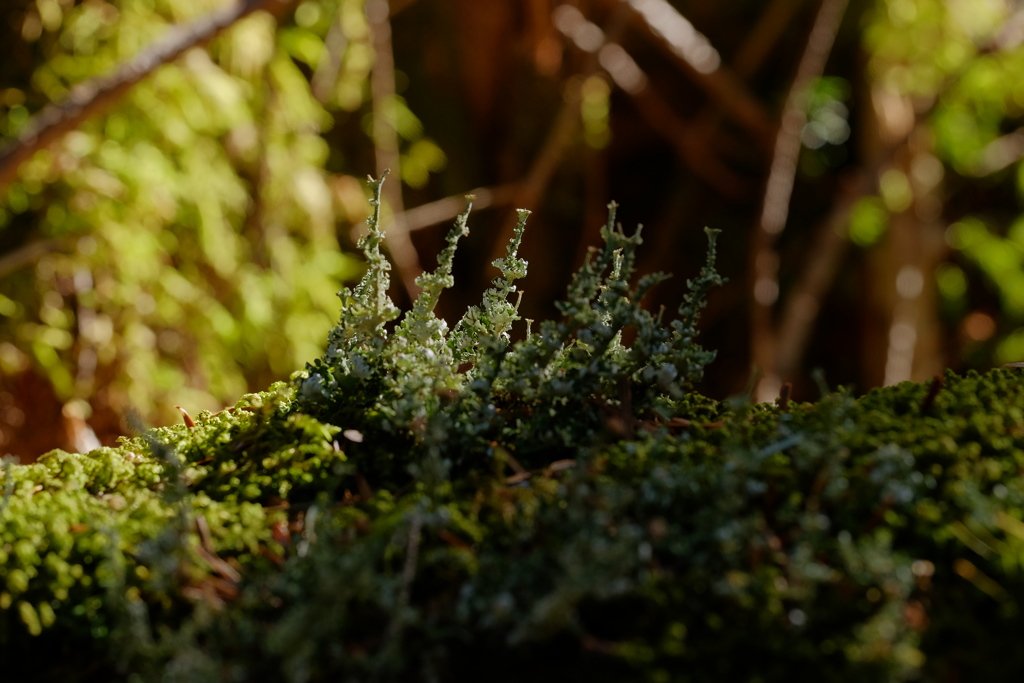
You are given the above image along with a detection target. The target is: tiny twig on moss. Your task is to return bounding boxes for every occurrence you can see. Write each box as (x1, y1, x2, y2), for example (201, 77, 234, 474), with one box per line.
(777, 382, 793, 411)
(920, 374, 944, 413)
(174, 406, 196, 429)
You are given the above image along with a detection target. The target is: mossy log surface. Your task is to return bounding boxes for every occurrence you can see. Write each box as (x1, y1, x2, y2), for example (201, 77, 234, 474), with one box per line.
(4, 184, 1024, 681)
(3, 370, 1024, 681)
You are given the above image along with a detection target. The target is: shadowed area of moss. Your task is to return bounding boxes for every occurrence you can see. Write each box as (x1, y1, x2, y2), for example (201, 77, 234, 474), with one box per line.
(4, 178, 1024, 681)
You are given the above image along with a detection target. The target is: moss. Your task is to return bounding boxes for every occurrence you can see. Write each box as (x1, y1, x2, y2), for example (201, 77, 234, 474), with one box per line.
(4, 179, 1024, 680)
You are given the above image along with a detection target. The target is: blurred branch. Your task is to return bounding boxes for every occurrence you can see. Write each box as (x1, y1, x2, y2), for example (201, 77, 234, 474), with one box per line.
(487, 82, 583, 266)
(628, 86, 751, 198)
(311, 9, 348, 104)
(674, 0, 806, 196)
(0, 0, 297, 195)
(399, 183, 522, 233)
(991, 5, 1024, 51)
(641, 0, 807, 203)
(487, 4, 641, 266)
(966, 128, 1024, 176)
(0, 238, 66, 280)
(555, 5, 749, 198)
(242, 61, 278, 269)
(319, 0, 420, 106)
(750, 0, 849, 402)
(607, 0, 777, 151)
(732, 0, 806, 78)
(367, 0, 422, 300)
(389, 0, 422, 16)
(485, 4, 628, 267)
(774, 170, 871, 382)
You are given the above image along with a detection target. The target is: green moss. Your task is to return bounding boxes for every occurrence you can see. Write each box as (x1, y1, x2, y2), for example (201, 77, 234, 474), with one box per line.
(4, 180, 1024, 680)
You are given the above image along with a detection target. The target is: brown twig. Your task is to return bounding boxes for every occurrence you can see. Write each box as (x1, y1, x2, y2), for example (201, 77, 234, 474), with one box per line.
(0, 0, 296, 195)
(750, 0, 849, 402)
(356, 473, 374, 501)
(366, 0, 422, 300)
(504, 458, 578, 485)
(175, 405, 196, 428)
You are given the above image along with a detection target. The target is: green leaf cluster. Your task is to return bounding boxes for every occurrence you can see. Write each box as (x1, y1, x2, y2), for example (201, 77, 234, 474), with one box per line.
(0, 0, 451, 429)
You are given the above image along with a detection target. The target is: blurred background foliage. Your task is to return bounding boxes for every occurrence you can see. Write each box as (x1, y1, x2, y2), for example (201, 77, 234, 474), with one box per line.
(5, 0, 1024, 459)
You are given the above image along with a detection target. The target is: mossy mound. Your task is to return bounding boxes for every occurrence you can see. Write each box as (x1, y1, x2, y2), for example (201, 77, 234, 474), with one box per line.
(4, 179, 1024, 681)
